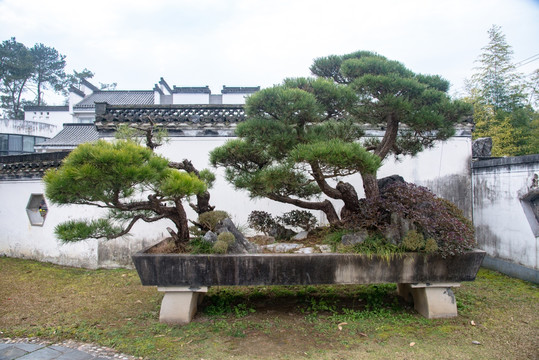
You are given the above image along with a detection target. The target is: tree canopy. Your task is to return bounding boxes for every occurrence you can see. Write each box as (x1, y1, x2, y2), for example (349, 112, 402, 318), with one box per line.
(211, 51, 470, 225)
(44, 140, 207, 247)
(0, 38, 35, 118)
(0, 37, 98, 118)
(466, 25, 539, 156)
(30, 43, 66, 106)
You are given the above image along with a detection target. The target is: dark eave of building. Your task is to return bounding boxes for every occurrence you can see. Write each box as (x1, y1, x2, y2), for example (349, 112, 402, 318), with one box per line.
(172, 86, 211, 94)
(35, 123, 99, 148)
(24, 105, 69, 112)
(69, 86, 85, 98)
(94, 103, 246, 131)
(159, 77, 173, 94)
(221, 86, 260, 94)
(0, 151, 71, 179)
(81, 79, 100, 92)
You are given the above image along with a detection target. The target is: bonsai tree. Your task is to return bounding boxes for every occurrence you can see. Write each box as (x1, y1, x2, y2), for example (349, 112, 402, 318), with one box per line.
(210, 51, 471, 224)
(115, 122, 216, 215)
(44, 139, 207, 249)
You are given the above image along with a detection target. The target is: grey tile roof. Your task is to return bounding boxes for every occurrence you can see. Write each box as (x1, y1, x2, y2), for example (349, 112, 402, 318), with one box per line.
(221, 86, 260, 94)
(24, 105, 69, 112)
(81, 79, 100, 92)
(35, 123, 99, 148)
(74, 91, 154, 110)
(70, 86, 85, 97)
(0, 151, 70, 179)
(94, 104, 246, 132)
(172, 86, 211, 94)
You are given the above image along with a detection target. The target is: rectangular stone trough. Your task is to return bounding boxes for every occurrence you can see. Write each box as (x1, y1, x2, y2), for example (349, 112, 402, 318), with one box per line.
(132, 245, 485, 324)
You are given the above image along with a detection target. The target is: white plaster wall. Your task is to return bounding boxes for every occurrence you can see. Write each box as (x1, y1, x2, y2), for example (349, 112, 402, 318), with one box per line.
(172, 93, 210, 104)
(0, 135, 473, 268)
(68, 92, 84, 113)
(473, 159, 539, 269)
(156, 135, 472, 227)
(22, 110, 72, 135)
(155, 137, 301, 228)
(0, 180, 99, 268)
(380, 137, 471, 183)
(222, 93, 249, 104)
(73, 109, 95, 123)
(0, 119, 58, 138)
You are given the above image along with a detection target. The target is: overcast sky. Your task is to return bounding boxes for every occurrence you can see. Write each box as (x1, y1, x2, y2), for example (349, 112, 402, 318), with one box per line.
(1, 0, 538, 104)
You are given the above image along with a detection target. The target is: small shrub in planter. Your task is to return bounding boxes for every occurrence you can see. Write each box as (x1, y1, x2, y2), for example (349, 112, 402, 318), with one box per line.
(277, 210, 318, 232)
(212, 231, 236, 254)
(352, 182, 475, 257)
(197, 210, 230, 232)
(402, 230, 425, 251)
(248, 210, 317, 240)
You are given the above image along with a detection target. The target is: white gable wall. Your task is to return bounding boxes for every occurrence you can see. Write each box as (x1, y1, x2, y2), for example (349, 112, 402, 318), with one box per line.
(222, 93, 250, 104)
(172, 93, 209, 104)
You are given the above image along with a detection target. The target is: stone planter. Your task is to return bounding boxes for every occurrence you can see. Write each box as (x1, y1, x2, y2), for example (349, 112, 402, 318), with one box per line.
(132, 243, 485, 324)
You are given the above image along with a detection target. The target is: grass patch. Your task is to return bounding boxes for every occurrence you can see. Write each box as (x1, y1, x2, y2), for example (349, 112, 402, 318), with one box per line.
(1, 257, 538, 359)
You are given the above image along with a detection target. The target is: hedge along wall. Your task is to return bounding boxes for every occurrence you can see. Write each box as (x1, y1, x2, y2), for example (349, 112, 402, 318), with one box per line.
(0, 133, 472, 269)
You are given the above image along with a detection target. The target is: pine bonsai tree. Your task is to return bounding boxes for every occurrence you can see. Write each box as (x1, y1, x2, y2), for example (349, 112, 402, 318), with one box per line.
(210, 51, 471, 225)
(44, 140, 207, 249)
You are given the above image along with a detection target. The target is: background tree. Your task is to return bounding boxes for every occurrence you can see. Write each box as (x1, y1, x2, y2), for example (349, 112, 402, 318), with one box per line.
(466, 25, 539, 156)
(30, 43, 66, 105)
(0, 38, 34, 118)
(468, 25, 525, 111)
(61, 68, 95, 95)
(44, 140, 207, 249)
(99, 82, 117, 90)
(210, 51, 470, 224)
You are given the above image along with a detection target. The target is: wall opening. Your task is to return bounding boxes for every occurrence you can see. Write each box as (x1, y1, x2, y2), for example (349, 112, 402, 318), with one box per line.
(521, 189, 539, 237)
(26, 194, 48, 226)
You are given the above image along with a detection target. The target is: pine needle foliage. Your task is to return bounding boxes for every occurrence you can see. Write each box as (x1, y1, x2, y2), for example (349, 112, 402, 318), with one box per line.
(44, 140, 206, 247)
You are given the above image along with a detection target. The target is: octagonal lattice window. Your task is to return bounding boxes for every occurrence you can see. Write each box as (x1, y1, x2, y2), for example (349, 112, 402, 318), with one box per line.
(26, 194, 48, 226)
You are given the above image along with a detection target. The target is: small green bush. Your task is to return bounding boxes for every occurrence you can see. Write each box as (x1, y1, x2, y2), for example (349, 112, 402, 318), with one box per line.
(402, 230, 425, 251)
(424, 237, 439, 253)
(350, 234, 402, 258)
(188, 237, 213, 254)
(278, 210, 317, 231)
(198, 210, 230, 232)
(247, 211, 277, 235)
(212, 240, 229, 254)
(218, 231, 236, 245)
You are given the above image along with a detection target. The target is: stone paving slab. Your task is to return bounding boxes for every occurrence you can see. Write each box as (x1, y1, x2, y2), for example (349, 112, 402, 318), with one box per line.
(0, 339, 139, 360)
(0, 345, 29, 360)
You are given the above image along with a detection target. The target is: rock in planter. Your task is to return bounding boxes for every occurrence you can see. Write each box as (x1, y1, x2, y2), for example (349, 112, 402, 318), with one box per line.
(203, 231, 218, 244)
(341, 230, 369, 246)
(384, 213, 417, 244)
(215, 218, 258, 254)
(262, 243, 303, 252)
(292, 231, 309, 240)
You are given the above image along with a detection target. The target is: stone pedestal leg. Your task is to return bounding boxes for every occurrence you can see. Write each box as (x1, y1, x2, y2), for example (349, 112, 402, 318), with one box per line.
(157, 286, 209, 324)
(397, 283, 413, 303)
(397, 283, 461, 319)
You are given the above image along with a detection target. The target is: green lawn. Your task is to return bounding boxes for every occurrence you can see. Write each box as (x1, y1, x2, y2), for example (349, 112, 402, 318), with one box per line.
(0, 257, 537, 359)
